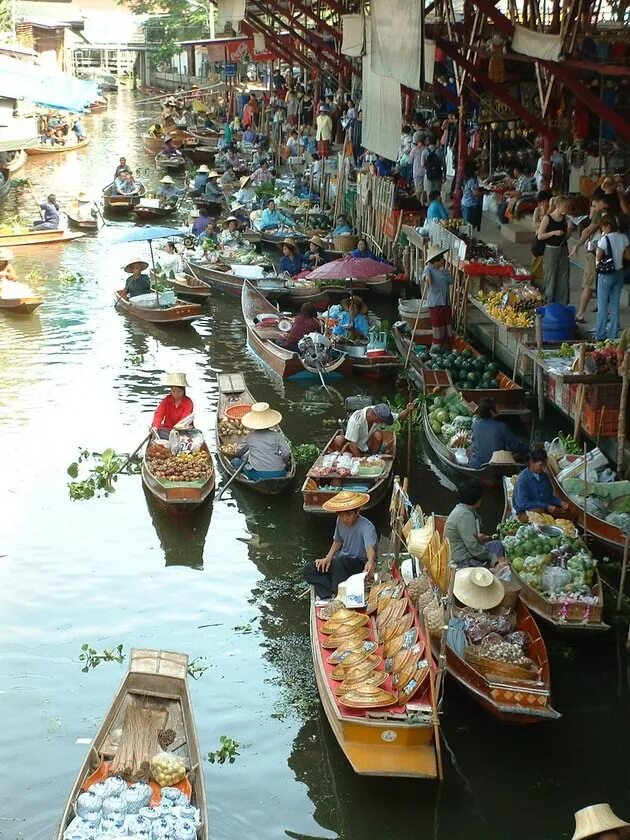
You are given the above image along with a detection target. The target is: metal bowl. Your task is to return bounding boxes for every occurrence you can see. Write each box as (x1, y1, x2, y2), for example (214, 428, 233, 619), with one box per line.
(537, 524, 564, 537)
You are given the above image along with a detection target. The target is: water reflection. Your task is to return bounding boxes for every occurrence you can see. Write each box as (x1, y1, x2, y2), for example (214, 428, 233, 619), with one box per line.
(143, 488, 213, 569)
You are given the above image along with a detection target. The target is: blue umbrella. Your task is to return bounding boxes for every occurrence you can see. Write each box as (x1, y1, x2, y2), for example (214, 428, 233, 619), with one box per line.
(116, 226, 188, 243)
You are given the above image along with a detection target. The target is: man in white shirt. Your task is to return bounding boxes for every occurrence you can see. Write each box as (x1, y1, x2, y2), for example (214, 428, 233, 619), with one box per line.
(332, 402, 414, 456)
(316, 104, 333, 159)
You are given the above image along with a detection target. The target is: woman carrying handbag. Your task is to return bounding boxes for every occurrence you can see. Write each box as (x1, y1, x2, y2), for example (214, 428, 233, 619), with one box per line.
(537, 195, 573, 304)
(594, 214, 630, 340)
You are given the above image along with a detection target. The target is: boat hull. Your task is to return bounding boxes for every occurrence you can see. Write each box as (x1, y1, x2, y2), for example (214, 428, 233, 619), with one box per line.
(165, 274, 212, 302)
(103, 182, 147, 214)
(67, 213, 98, 232)
(26, 138, 90, 155)
(0, 297, 42, 314)
(6, 149, 26, 173)
(142, 445, 215, 512)
(0, 230, 84, 247)
(115, 290, 202, 324)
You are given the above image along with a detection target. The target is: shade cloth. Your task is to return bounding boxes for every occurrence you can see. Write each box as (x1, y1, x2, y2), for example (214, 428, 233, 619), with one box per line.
(0, 55, 99, 111)
(341, 14, 365, 57)
(512, 25, 562, 61)
(306, 256, 395, 280)
(424, 39, 436, 85)
(361, 45, 401, 162)
(370, 0, 425, 90)
(217, 0, 246, 30)
(253, 32, 265, 53)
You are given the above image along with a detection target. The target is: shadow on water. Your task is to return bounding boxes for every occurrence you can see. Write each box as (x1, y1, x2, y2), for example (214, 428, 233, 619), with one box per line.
(142, 487, 214, 570)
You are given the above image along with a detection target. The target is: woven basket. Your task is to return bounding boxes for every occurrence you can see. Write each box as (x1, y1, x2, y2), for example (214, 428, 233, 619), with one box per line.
(332, 234, 359, 251)
(423, 601, 444, 637)
(416, 588, 436, 611)
(464, 647, 539, 681)
(225, 403, 252, 420)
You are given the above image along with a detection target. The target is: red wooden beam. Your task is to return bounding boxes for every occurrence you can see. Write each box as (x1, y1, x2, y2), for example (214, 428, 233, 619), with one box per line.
(283, 0, 361, 78)
(245, 18, 316, 72)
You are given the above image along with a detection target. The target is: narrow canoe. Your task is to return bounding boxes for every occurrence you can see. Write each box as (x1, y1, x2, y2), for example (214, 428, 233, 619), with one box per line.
(103, 182, 147, 214)
(242, 279, 352, 380)
(67, 205, 99, 233)
(547, 453, 628, 558)
(215, 371, 295, 495)
(5, 149, 27, 174)
(134, 203, 177, 222)
(185, 260, 287, 300)
(398, 495, 560, 723)
(500, 476, 608, 633)
(26, 138, 90, 156)
(0, 229, 84, 247)
(142, 439, 215, 512)
(114, 290, 202, 325)
(301, 430, 397, 515)
(0, 295, 42, 314)
(142, 135, 165, 155)
(166, 273, 213, 302)
(155, 152, 187, 171)
(55, 648, 208, 840)
(188, 128, 220, 141)
(310, 588, 440, 779)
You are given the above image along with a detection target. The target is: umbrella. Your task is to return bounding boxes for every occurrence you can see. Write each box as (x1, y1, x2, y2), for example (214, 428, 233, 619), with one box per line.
(305, 255, 396, 281)
(116, 227, 188, 304)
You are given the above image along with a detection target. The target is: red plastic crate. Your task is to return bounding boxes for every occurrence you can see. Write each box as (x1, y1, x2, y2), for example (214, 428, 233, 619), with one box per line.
(581, 405, 620, 437)
(584, 383, 623, 410)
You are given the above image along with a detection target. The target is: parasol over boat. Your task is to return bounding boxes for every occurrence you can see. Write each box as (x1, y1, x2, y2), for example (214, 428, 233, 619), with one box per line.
(306, 255, 396, 281)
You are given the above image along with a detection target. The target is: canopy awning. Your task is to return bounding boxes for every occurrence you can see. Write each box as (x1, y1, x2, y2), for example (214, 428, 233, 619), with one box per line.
(0, 56, 100, 112)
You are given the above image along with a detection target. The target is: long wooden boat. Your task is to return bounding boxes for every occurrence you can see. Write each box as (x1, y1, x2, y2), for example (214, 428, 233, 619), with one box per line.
(242, 279, 352, 381)
(183, 146, 218, 165)
(421, 382, 526, 488)
(0, 294, 42, 314)
(134, 202, 177, 222)
(5, 149, 27, 174)
(547, 454, 628, 557)
(0, 229, 84, 247)
(215, 372, 295, 495)
(67, 205, 99, 233)
(333, 339, 400, 381)
(142, 437, 215, 512)
(115, 289, 202, 325)
(155, 152, 187, 171)
(185, 260, 287, 300)
(310, 588, 440, 778)
(55, 648, 208, 840)
(283, 281, 328, 306)
(26, 138, 90, 156)
(501, 476, 608, 633)
(165, 273, 213, 302)
(392, 326, 524, 411)
(188, 127, 220, 141)
(302, 430, 396, 514)
(103, 182, 147, 214)
(395, 489, 559, 723)
(90, 99, 108, 113)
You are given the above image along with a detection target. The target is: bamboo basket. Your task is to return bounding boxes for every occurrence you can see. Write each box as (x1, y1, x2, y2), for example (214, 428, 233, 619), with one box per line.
(332, 234, 359, 251)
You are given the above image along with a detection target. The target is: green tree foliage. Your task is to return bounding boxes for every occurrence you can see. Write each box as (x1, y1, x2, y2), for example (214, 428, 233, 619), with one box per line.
(118, 0, 212, 67)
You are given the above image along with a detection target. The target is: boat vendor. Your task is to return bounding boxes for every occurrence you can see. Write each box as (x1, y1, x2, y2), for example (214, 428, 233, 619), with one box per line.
(233, 175, 257, 208)
(570, 803, 630, 840)
(274, 302, 321, 351)
(331, 214, 352, 236)
(191, 208, 212, 236)
(197, 222, 219, 249)
(469, 398, 528, 469)
(230, 402, 291, 481)
(157, 175, 181, 203)
(219, 166, 237, 187)
(278, 239, 303, 275)
(423, 244, 453, 349)
(203, 171, 224, 205)
(123, 259, 151, 298)
(303, 235, 326, 269)
(191, 164, 210, 196)
(333, 402, 414, 456)
(156, 241, 182, 276)
(512, 448, 569, 519)
(218, 216, 247, 248)
(444, 479, 509, 569)
(332, 295, 369, 340)
(261, 200, 295, 232)
(160, 137, 179, 157)
(152, 372, 194, 439)
(73, 192, 96, 222)
(351, 238, 376, 259)
(0, 248, 18, 282)
(32, 194, 60, 231)
(302, 491, 377, 600)
(114, 157, 128, 178)
(250, 161, 274, 186)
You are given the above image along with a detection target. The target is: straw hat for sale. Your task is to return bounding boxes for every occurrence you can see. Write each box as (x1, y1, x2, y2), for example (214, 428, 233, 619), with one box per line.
(488, 450, 517, 465)
(165, 372, 190, 388)
(160, 175, 175, 184)
(322, 491, 371, 513)
(0, 247, 14, 261)
(427, 245, 449, 263)
(341, 295, 368, 314)
(76, 191, 91, 203)
(241, 402, 282, 430)
(572, 805, 630, 840)
(282, 238, 297, 252)
(453, 567, 504, 610)
(197, 164, 210, 173)
(207, 170, 220, 178)
(239, 175, 252, 187)
(309, 235, 325, 248)
(123, 259, 149, 273)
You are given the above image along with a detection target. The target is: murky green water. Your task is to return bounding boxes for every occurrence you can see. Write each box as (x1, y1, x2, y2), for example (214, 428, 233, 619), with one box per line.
(1, 91, 629, 840)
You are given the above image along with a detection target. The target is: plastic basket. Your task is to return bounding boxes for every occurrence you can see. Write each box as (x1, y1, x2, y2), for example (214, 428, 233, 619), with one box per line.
(581, 405, 619, 437)
(584, 383, 623, 410)
(225, 403, 252, 419)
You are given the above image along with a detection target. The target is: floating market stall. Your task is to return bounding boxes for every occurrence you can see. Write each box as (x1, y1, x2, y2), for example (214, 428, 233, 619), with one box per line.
(142, 432, 215, 512)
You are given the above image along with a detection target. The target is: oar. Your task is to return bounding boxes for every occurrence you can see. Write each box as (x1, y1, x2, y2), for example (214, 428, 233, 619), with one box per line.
(115, 432, 151, 475)
(216, 461, 246, 500)
(27, 179, 44, 219)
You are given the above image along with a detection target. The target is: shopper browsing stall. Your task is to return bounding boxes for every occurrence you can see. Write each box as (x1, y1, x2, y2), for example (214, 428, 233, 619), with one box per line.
(422, 245, 453, 348)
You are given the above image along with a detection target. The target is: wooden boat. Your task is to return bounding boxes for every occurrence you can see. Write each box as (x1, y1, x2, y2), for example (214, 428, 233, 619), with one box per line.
(134, 201, 177, 222)
(5, 149, 26, 174)
(333, 339, 400, 381)
(185, 260, 287, 300)
(55, 648, 208, 840)
(500, 476, 608, 633)
(242, 230, 261, 245)
(242, 279, 352, 381)
(90, 99, 108, 113)
(283, 281, 328, 306)
(260, 231, 310, 251)
(102, 182, 147, 214)
(155, 152, 187, 171)
(0, 229, 84, 247)
(392, 326, 525, 411)
(0, 293, 42, 314)
(215, 372, 296, 495)
(547, 453, 628, 557)
(66, 204, 99, 233)
(142, 437, 215, 511)
(165, 273, 213, 302)
(143, 135, 165, 155)
(302, 430, 396, 514)
(114, 289, 203, 325)
(183, 146, 218, 165)
(26, 138, 90, 156)
(393, 486, 559, 723)
(188, 127, 220, 141)
(310, 586, 440, 778)
(421, 380, 526, 488)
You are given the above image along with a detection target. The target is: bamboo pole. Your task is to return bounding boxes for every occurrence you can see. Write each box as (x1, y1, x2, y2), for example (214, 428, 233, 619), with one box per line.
(535, 313, 545, 421)
(617, 533, 629, 613)
(617, 350, 629, 479)
(574, 344, 587, 442)
(583, 442, 588, 541)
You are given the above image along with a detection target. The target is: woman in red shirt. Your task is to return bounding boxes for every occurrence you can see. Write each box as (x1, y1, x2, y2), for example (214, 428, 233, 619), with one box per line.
(152, 373, 194, 439)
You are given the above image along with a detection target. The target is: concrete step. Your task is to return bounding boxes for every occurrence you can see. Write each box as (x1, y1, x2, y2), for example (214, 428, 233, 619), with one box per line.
(500, 222, 532, 244)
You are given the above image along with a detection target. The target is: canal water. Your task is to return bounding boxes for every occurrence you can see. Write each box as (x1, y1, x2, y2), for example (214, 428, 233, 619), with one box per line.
(1, 90, 629, 840)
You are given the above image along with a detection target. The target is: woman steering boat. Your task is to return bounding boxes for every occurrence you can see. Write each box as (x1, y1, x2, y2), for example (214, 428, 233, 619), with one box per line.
(152, 373, 194, 439)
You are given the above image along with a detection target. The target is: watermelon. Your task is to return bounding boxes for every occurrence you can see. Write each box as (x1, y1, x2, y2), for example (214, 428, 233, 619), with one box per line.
(487, 362, 498, 374)
(466, 371, 480, 383)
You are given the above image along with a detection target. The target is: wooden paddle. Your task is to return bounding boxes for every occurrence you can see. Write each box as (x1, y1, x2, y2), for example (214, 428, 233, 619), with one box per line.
(115, 432, 151, 475)
(216, 461, 246, 500)
(26, 179, 44, 219)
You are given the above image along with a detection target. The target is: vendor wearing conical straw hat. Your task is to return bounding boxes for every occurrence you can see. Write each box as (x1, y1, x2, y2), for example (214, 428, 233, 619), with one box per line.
(332, 294, 370, 340)
(0, 247, 17, 282)
(303, 234, 326, 269)
(302, 491, 377, 600)
(123, 259, 151, 298)
(423, 243, 453, 349)
(152, 372, 194, 439)
(571, 804, 630, 840)
(230, 402, 291, 480)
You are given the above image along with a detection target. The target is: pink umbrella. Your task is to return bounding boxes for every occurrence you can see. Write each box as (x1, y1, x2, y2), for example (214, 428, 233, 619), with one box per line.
(305, 255, 396, 280)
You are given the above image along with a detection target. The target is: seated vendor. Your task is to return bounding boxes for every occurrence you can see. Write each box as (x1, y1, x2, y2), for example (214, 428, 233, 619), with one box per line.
(453, 566, 505, 612)
(351, 238, 376, 259)
(234, 175, 257, 207)
(0, 247, 18, 282)
(157, 175, 181, 203)
(231, 402, 291, 481)
(123, 259, 151, 298)
(303, 235, 326, 269)
(156, 241, 182, 276)
(250, 161, 273, 185)
(444, 478, 508, 569)
(278, 239, 303, 275)
(152, 372, 194, 440)
(331, 214, 352, 236)
(275, 302, 321, 351)
(260, 199, 294, 231)
(204, 171, 224, 205)
(512, 449, 569, 518)
(302, 491, 377, 600)
(197, 222, 218, 248)
(218, 216, 247, 248)
(332, 295, 370, 340)
(191, 164, 210, 196)
(333, 402, 413, 456)
(469, 398, 528, 469)
(160, 137, 179, 157)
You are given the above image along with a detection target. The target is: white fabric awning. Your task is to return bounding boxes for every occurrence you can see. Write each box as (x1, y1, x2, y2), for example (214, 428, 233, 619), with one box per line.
(0, 116, 39, 151)
(370, 0, 425, 90)
(341, 14, 365, 57)
(512, 25, 562, 61)
(361, 48, 401, 162)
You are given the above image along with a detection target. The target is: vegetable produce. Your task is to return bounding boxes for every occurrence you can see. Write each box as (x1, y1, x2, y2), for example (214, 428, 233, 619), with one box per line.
(150, 751, 186, 787)
(147, 447, 212, 482)
(426, 393, 473, 448)
(417, 346, 501, 390)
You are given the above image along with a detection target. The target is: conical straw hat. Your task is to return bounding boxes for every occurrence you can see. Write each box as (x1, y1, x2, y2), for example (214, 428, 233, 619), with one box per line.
(241, 402, 282, 430)
(572, 804, 630, 840)
(165, 372, 190, 387)
(427, 245, 449, 263)
(322, 491, 371, 513)
(453, 567, 504, 610)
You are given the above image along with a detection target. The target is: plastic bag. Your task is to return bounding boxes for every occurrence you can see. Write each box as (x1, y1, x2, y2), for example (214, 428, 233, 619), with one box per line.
(542, 566, 571, 593)
(150, 751, 187, 787)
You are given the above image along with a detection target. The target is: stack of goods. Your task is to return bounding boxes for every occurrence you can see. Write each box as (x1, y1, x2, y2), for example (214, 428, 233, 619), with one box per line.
(217, 412, 248, 459)
(425, 393, 473, 449)
(439, 218, 464, 230)
(146, 445, 213, 483)
(416, 345, 502, 389)
(406, 570, 445, 639)
(475, 284, 543, 328)
(584, 344, 619, 375)
(462, 241, 513, 276)
(457, 609, 540, 679)
(63, 771, 200, 839)
(555, 453, 630, 531)
(309, 453, 385, 488)
(501, 521, 599, 603)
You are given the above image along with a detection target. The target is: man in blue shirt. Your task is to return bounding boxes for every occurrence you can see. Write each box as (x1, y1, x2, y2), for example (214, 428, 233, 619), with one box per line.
(426, 190, 449, 222)
(512, 449, 569, 517)
(303, 492, 378, 599)
(469, 398, 528, 468)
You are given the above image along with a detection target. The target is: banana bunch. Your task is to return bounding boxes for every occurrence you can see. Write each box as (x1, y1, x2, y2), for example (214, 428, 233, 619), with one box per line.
(483, 290, 534, 328)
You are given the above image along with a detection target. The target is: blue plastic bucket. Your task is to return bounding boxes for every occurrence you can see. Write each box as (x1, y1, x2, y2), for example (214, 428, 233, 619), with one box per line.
(537, 303, 576, 342)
